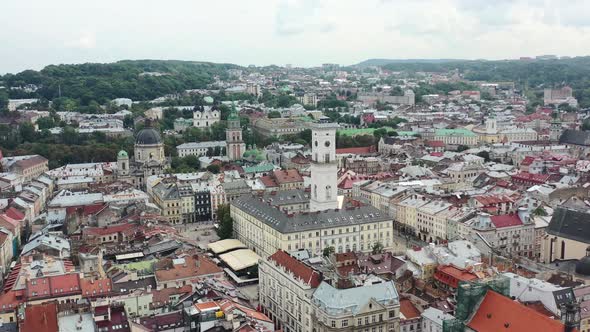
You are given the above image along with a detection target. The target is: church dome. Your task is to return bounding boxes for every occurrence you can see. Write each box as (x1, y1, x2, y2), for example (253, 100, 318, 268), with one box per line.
(117, 150, 128, 158)
(136, 128, 162, 145)
(576, 249, 590, 276)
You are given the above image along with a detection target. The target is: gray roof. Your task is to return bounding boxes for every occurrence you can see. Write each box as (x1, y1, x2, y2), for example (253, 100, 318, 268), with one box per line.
(21, 234, 70, 256)
(231, 192, 391, 233)
(136, 127, 162, 145)
(547, 207, 590, 244)
(312, 280, 399, 315)
(153, 182, 180, 200)
(559, 129, 590, 146)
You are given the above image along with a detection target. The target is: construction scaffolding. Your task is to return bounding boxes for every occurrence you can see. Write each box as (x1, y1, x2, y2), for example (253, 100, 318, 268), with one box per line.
(442, 275, 510, 332)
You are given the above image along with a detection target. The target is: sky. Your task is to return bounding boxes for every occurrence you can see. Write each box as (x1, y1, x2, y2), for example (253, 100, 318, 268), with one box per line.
(3, 0, 590, 74)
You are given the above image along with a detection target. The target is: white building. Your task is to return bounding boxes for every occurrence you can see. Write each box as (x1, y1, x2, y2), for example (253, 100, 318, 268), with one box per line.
(176, 141, 227, 158)
(259, 250, 321, 332)
(421, 307, 454, 332)
(310, 123, 339, 212)
(193, 106, 220, 128)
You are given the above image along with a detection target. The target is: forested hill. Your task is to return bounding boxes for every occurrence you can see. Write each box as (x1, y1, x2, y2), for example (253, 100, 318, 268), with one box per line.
(0, 60, 241, 105)
(373, 57, 590, 108)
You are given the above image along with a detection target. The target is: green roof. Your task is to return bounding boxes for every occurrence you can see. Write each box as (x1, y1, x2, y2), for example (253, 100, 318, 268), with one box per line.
(111, 259, 157, 274)
(204, 96, 214, 104)
(117, 150, 128, 158)
(243, 163, 274, 173)
(338, 127, 395, 136)
(228, 102, 239, 121)
(435, 128, 476, 137)
(174, 118, 193, 124)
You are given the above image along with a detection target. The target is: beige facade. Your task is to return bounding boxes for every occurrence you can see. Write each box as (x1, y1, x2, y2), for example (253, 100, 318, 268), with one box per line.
(259, 253, 318, 332)
(231, 204, 395, 258)
(311, 281, 400, 332)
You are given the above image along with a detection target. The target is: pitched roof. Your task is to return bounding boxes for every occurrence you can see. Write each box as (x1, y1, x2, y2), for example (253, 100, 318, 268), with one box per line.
(154, 255, 223, 283)
(336, 146, 376, 155)
(13, 155, 48, 170)
(560, 129, 590, 146)
(268, 250, 322, 288)
(490, 214, 523, 228)
(4, 207, 24, 221)
(83, 222, 136, 237)
(20, 302, 58, 332)
(399, 298, 421, 320)
(80, 277, 112, 298)
(273, 169, 303, 184)
(547, 207, 590, 244)
(467, 290, 570, 332)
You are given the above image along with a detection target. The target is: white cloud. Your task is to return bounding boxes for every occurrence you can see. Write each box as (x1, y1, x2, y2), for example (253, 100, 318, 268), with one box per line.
(65, 32, 97, 49)
(2, 0, 590, 73)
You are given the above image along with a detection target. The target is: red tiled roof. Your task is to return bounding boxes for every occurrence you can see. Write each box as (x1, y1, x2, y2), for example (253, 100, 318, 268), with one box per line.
(66, 203, 106, 216)
(467, 290, 572, 332)
(194, 301, 220, 312)
(268, 250, 321, 288)
(259, 175, 278, 188)
(152, 285, 192, 308)
(521, 156, 535, 166)
(14, 155, 48, 170)
(273, 169, 303, 184)
(218, 298, 272, 323)
(474, 195, 513, 206)
(83, 222, 136, 237)
(0, 290, 24, 312)
(434, 265, 478, 288)
(26, 274, 81, 300)
(399, 298, 421, 320)
(20, 302, 58, 332)
(155, 255, 223, 283)
(511, 172, 550, 183)
(335, 252, 357, 262)
(336, 146, 376, 154)
(0, 214, 19, 233)
(80, 277, 112, 298)
(490, 214, 523, 228)
(4, 207, 24, 221)
(425, 140, 445, 148)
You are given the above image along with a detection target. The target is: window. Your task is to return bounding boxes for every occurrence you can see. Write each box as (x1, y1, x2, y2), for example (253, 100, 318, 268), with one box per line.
(331, 321, 336, 328)
(358, 318, 362, 326)
(342, 320, 348, 327)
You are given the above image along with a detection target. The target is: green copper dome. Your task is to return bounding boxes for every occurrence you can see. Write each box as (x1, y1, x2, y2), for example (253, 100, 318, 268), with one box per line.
(118, 150, 128, 158)
(228, 102, 240, 121)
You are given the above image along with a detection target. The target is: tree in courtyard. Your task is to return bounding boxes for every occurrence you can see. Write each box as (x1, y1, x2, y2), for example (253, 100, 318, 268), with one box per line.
(323, 246, 335, 258)
(372, 242, 384, 254)
(216, 204, 233, 239)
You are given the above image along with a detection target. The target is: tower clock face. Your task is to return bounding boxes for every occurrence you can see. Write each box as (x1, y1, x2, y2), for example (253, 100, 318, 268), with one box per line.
(324, 141, 330, 147)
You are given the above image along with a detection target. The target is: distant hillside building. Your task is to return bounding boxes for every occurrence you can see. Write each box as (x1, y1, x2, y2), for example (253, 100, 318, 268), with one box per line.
(357, 90, 415, 106)
(544, 86, 578, 107)
(193, 106, 220, 128)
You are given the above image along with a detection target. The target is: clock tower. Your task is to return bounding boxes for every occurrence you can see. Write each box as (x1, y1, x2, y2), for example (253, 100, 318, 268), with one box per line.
(310, 123, 339, 212)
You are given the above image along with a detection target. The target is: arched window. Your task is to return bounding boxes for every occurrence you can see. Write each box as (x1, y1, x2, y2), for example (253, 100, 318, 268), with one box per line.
(314, 185, 318, 199)
(326, 185, 332, 200)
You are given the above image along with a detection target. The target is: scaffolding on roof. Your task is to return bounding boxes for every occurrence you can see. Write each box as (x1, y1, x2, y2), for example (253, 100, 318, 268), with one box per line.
(442, 275, 510, 332)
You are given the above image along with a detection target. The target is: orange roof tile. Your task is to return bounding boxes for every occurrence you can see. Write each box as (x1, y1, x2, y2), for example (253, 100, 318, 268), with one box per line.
(155, 255, 223, 283)
(467, 290, 571, 332)
(80, 277, 112, 298)
(399, 298, 421, 320)
(268, 250, 322, 288)
(20, 302, 58, 332)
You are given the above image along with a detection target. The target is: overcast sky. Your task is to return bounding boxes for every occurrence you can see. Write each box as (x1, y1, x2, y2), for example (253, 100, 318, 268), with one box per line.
(3, 0, 590, 74)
